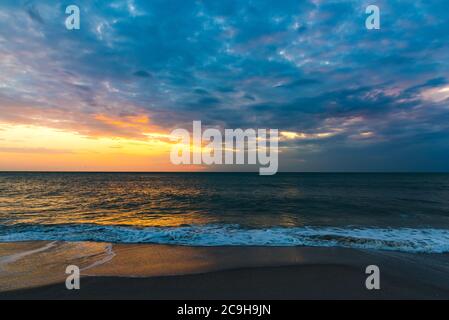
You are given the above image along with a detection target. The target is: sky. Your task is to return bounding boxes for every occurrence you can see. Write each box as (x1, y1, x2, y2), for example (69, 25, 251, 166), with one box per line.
(0, 0, 449, 172)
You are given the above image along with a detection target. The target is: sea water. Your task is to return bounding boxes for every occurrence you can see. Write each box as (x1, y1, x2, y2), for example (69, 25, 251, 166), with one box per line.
(1, 172, 449, 253)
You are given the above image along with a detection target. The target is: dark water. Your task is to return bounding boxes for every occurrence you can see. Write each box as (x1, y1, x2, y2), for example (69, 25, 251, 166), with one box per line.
(1, 173, 449, 252)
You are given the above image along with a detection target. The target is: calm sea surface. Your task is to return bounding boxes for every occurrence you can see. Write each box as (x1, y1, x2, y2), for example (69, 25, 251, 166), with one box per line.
(1, 173, 449, 253)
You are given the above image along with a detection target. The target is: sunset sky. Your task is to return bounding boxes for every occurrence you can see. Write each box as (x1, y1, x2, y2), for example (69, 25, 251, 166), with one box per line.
(1, 0, 449, 171)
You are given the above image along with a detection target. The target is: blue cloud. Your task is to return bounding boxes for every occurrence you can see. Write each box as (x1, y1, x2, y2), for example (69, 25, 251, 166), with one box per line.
(0, 0, 449, 170)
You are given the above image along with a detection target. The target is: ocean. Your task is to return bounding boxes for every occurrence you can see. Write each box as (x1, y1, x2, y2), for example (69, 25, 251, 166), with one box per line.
(1, 172, 449, 253)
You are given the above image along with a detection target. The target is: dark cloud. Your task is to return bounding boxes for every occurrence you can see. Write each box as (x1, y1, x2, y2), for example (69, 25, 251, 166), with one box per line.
(133, 70, 152, 78)
(0, 0, 449, 170)
(25, 4, 44, 24)
(194, 88, 210, 95)
(276, 78, 321, 89)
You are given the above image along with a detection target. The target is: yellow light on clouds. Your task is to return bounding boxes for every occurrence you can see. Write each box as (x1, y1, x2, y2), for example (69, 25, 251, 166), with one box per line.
(0, 123, 196, 171)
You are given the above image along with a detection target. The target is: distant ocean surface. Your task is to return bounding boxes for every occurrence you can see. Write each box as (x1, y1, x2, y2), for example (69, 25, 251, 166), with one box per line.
(1, 173, 449, 253)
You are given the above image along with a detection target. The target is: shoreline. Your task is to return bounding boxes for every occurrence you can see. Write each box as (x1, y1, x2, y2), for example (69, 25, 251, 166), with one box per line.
(3, 264, 449, 300)
(1, 241, 449, 299)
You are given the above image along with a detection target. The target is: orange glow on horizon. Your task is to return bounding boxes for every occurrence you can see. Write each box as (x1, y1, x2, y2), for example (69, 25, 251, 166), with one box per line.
(94, 114, 152, 130)
(0, 123, 206, 172)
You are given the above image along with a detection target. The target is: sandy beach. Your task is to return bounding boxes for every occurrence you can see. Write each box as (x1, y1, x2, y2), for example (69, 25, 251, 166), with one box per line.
(1, 242, 449, 299)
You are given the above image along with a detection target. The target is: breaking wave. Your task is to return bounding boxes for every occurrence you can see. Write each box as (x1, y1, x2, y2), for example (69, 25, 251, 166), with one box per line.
(1, 224, 449, 253)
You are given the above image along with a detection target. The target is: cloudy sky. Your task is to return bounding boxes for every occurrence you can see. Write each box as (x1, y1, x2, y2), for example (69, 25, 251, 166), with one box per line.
(0, 0, 449, 171)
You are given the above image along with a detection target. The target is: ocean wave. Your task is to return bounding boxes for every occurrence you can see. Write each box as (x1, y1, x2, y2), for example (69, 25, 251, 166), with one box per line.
(0, 224, 449, 253)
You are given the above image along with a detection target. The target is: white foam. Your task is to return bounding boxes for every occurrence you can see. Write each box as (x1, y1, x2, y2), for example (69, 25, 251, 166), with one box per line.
(1, 225, 449, 253)
(81, 243, 116, 271)
(0, 241, 57, 270)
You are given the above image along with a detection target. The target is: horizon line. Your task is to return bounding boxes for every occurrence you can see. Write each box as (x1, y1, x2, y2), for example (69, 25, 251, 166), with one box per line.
(0, 170, 448, 174)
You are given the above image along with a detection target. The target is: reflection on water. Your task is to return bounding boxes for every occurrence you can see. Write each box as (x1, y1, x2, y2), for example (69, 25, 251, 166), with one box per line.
(1, 172, 449, 229)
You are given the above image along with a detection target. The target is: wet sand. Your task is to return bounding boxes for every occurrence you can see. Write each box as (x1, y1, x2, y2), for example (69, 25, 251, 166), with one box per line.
(1, 242, 449, 299)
